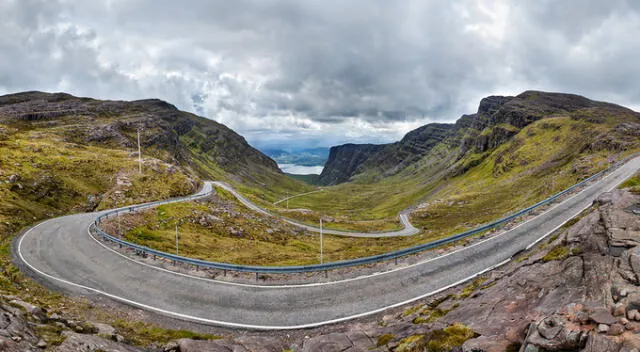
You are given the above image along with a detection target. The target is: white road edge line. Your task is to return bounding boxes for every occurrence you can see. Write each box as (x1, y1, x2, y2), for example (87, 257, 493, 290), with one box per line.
(86, 161, 621, 289)
(16, 158, 638, 330)
(19, 219, 511, 330)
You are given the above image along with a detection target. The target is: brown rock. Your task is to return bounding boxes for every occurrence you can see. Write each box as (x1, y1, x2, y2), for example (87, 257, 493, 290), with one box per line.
(597, 324, 609, 334)
(591, 308, 618, 325)
(614, 303, 627, 317)
(462, 335, 512, 352)
(9, 299, 47, 322)
(582, 333, 621, 352)
(523, 317, 587, 350)
(235, 336, 285, 352)
(178, 339, 248, 352)
(302, 333, 353, 352)
(91, 322, 116, 336)
(537, 316, 562, 339)
(622, 333, 640, 350)
(608, 323, 624, 336)
(55, 331, 144, 352)
(345, 327, 375, 350)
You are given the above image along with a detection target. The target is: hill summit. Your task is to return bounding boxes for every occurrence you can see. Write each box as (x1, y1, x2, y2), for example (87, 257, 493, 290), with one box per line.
(319, 91, 640, 185)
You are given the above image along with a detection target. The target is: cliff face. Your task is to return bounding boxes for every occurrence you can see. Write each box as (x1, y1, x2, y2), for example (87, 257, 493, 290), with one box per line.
(319, 91, 640, 185)
(318, 143, 385, 185)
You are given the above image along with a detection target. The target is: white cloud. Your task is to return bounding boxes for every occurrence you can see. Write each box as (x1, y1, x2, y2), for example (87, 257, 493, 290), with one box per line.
(1, 0, 639, 150)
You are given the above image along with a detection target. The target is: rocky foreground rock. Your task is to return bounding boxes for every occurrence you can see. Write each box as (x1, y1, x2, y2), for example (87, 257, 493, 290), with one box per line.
(2, 189, 640, 351)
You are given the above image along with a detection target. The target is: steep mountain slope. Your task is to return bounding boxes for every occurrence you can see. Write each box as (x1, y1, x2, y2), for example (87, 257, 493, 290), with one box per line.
(318, 91, 639, 186)
(0, 91, 280, 182)
(284, 91, 639, 232)
(319, 143, 385, 185)
(0, 91, 309, 294)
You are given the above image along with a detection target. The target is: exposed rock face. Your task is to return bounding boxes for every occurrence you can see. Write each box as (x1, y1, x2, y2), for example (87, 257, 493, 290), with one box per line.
(54, 331, 143, 352)
(318, 90, 639, 185)
(166, 187, 639, 351)
(0, 295, 142, 352)
(0, 299, 39, 351)
(355, 123, 456, 180)
(318, 143, 385, 185)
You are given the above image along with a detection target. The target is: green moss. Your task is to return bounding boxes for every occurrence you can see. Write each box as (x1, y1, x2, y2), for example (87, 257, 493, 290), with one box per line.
(112, 319, 220, 345)
(542, 245, 569, 261)
(619, 172, 640, 193)
(458, 277, 488, 299)
(34, 324, 67, 346)
(376, 333, 395, 347)
(392, 324, 476, 352)
(395, 334, 425, 352)
(402, 304, 424, 317)
(426, 324, 476, 352)
(413, 303, 459, 324)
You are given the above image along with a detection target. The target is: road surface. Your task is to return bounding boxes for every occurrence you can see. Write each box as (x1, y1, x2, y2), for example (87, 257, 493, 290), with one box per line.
(14, 156, 640, 329)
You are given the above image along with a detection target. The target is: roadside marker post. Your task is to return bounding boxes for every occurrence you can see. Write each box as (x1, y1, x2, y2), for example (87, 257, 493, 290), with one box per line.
(320, 218, 324, 265)
(137, 128, 143, 174)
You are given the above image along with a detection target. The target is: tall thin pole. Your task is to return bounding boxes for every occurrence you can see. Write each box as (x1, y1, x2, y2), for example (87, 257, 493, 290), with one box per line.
(320, 218, 323, 264)
(137, 129, 142, 174)
(286, 192, 289, 209)
(175, 223, 179, 255)
(116, 199, 121, 237)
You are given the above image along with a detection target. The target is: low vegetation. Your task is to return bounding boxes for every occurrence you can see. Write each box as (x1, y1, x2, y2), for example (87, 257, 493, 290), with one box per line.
(243, 110, 640, 237)
(394, 323, 476, 352)
(111, 319, 220, 345)
(620, 171, 640, 193)
(103, 189, 433, 265)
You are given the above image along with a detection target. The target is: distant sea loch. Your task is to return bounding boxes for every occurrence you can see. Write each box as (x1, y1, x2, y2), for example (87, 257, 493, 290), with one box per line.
(278, 164, 324, 175)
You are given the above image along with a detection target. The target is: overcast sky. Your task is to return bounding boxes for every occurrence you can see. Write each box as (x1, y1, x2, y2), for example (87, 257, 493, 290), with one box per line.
(1, 0, 640, 149)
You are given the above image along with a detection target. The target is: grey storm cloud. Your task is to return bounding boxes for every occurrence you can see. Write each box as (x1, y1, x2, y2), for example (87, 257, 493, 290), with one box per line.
(1, 0, 640, 148)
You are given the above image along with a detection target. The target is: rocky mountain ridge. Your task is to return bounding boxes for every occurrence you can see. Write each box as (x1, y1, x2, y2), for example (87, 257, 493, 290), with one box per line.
(0, 91, 281, 183)
(318, 91, 639, 185)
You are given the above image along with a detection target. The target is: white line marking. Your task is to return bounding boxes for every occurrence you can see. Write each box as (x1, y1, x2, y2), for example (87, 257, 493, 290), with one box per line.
(16, 158, 639, 329)
(88, 167, 608, 290)
(19, 219, 512, 330)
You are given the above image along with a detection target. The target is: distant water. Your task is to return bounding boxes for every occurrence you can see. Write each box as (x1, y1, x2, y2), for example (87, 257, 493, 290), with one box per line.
(278, 164, 324, 175)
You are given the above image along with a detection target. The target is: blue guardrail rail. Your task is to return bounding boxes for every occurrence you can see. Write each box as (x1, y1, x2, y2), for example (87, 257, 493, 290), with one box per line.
(92, 153, 639, 274)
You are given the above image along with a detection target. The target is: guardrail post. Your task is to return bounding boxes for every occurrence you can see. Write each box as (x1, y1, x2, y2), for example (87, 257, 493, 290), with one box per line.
(255, 272, 258, 281)
(153, 254, 156, 261)
(196, 265, 199, 272)
(325, 270, 328, 278)
(223, 269, 227, 277)
(395, 257, 398, 265)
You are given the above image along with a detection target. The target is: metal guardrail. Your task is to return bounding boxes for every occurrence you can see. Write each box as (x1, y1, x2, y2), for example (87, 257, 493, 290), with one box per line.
(92, 153, 640, 274)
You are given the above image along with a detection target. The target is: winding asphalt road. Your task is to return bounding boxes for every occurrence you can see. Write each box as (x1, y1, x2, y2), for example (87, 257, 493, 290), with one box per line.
(213, 181, 420, 237)
(14, 156, 640, 329)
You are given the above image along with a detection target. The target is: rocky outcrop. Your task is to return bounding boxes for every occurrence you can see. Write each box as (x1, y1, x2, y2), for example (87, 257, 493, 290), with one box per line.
(0, 295, 140, 352)
(319, 90, 640, 185)
(455, 189, 640, 351)
(0, 298, 39, 351)
(318, 143, 385, 185)
(356, 123, 456, 180)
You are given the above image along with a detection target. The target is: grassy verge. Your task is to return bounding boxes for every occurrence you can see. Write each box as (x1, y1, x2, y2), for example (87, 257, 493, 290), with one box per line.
(619, 171, 640, 193)
(0, 123, 219, 347)
(104, 196, 429, 265)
